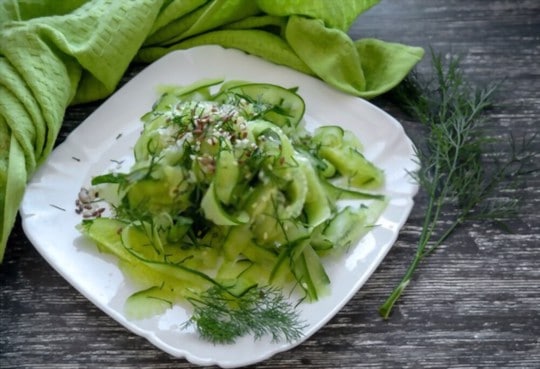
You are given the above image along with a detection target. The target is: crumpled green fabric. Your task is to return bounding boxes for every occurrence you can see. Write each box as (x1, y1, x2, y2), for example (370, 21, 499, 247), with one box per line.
(0, 0, 424, 261)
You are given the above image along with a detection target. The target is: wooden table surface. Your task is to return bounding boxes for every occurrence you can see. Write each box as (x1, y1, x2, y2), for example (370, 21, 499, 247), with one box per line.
(2, 1, 539, 368)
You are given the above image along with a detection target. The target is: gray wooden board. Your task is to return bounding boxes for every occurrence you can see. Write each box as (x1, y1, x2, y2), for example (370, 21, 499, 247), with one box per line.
(2, 1, 539, 368)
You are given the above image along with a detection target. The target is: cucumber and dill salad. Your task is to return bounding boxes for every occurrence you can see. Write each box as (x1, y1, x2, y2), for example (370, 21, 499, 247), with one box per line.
(77, 78, 387, 344)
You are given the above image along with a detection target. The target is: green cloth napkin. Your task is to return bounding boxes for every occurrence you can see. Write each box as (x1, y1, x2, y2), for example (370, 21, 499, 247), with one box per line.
(0, 0, 424, 261)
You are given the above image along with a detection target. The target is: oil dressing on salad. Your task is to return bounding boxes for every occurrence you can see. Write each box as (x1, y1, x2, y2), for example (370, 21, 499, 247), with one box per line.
(77, 78, 387, 344)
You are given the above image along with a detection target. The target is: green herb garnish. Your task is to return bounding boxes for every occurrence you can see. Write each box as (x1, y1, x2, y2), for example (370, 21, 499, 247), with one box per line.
(379, 50, 538, 319)
(184, 285, 306, 344)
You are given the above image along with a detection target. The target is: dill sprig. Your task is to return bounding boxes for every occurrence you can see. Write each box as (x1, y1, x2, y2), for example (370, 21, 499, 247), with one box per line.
(379, 50, 538, 319)
(184, 285, 306, 344)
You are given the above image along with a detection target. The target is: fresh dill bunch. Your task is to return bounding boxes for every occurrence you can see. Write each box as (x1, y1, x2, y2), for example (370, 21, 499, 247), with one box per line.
(184, 284, 306, 344)
(379, 49, 538, 319)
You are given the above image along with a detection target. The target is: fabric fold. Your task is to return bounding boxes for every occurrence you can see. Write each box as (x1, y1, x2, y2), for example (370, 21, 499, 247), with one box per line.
(256, 0, 380, 31)
(285, 15, 367, 95)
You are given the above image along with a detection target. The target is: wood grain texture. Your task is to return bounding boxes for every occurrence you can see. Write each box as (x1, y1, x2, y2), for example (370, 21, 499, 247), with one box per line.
(2, 1, 539, 368)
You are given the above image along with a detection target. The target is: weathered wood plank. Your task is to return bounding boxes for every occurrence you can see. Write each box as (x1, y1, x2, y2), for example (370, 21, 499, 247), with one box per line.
(1, 1, 539, 368)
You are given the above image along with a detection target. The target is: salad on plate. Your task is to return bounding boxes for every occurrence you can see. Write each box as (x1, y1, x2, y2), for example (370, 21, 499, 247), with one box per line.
(77, 78, 388, 344)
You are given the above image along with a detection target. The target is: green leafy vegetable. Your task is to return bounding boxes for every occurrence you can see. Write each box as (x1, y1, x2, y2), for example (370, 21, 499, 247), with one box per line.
(379, 50, 538, 319)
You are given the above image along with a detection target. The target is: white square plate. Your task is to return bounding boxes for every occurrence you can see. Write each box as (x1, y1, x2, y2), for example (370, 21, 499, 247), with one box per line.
(21, 45, 418, 368)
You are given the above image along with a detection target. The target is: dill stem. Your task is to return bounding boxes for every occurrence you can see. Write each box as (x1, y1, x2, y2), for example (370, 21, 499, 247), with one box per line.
(379, 134, 462, 319)
(379, 185, 440, 319)
(379, 201, 466, 320)
(422, 217, 463, 258)
(378, 207, 441, 319)
(378, 237, 426, 319)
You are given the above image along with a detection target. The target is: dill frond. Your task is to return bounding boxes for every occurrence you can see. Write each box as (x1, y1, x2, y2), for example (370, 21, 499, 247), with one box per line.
(379, 49, 538, 319)
(184, 285, 306, 344)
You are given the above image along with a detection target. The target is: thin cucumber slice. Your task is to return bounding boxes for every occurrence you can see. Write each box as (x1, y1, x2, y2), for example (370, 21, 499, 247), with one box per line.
(312, 125, 345, 148)
(248, 119, 295, 161)
(269, 236, 310, 286)
(156, 77, 224, 105)
(124, 285, 174, 320)
(321, 176, 386, 202)
(320, 206, 368, 250)
(319, 146, 384, 188)
(126, 179, 174, 214)
(278, 165, 308, 220)
(298, 155, 332, 228)
(201, 182, 249, 226)
(217, 83, 305, 130)
(222, 225, 254, 260)
(313, 125, 382, 188)
(78, 218, 128, 261)
(214, 149, 239, 205)
(292, 244, 330, 301)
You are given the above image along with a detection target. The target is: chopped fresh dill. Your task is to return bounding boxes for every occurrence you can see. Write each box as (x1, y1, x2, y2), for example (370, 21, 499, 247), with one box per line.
(379, 49, 538, 319)
(49, 204, 66, 211)
(184, 285, 306, 344)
